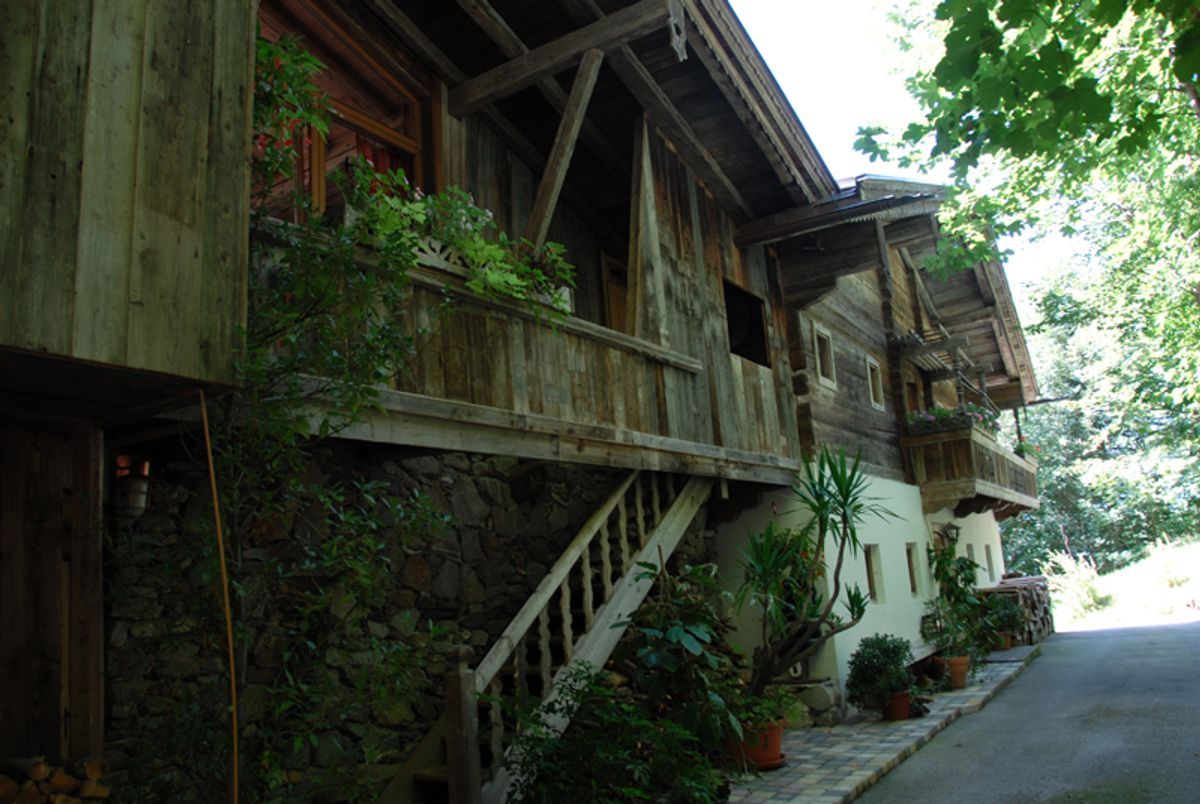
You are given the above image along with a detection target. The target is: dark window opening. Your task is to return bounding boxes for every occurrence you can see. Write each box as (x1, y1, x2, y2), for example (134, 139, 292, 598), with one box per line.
(723, 281, 771, 367)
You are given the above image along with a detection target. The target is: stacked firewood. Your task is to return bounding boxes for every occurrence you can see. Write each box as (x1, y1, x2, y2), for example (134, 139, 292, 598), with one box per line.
(996, 574, 1055, 643)
(0, 757, 110, 804)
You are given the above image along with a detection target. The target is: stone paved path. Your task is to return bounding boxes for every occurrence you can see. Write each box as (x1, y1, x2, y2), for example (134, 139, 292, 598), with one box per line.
(728, 645, 1039, 803)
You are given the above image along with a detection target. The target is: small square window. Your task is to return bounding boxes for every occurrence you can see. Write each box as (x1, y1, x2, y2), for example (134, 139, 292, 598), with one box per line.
(864, 543, 884, 602)
(813, 323, 836, 390)
(866, 356, 886, 412)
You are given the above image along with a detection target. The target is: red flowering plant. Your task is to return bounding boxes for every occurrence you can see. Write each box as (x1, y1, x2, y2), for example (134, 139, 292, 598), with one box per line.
(734, 449, 894, 698)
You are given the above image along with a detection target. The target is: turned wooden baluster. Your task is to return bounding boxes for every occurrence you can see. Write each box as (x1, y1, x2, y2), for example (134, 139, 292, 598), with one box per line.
(488, 678, 503, 771)
(621, 484, 635, 574)
(581, 537, 595, 631)
(559, 576, 574, 662)
(634, 476, 647, 551)
(651, 473, 662, 525)
(538, 606, 552, 692)
(600, 513, 614, 601)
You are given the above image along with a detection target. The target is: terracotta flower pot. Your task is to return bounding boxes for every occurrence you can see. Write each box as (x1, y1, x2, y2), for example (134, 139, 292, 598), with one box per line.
(995, 632, 1013, 651)
(947, 655, 970, 689)
(729, 719, 786, 771)
(883, 690, 911, 721)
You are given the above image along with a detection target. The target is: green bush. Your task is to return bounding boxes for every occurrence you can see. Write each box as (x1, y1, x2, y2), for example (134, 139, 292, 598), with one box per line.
(845, 634, 913, 713)
(505, 666, 725, 803)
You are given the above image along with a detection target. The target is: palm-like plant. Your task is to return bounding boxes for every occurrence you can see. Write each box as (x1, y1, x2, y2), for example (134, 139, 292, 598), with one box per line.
(736, 448, 895, 697)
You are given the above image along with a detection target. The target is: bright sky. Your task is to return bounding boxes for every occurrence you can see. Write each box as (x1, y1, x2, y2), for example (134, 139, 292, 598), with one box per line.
(728, 0, 937, 185)
(727, 0, 1069, 319)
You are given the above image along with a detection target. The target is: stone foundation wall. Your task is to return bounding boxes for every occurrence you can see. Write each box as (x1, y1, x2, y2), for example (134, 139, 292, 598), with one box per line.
(104, 441, 715, 794)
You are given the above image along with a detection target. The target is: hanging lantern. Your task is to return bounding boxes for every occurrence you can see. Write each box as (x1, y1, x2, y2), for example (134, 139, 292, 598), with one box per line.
(937, 523, 962, 545)
(114, 454, 152, 519)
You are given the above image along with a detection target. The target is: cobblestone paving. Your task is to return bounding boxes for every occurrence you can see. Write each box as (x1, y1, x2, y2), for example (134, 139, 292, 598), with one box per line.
(728, 646, 1040, 803)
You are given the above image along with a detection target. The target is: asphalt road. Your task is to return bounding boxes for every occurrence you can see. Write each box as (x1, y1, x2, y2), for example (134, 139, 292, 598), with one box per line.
(857, 622, 1200, 803)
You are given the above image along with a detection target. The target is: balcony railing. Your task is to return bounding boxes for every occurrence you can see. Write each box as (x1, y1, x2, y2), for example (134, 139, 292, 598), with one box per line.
(900, 424, 1039, 518)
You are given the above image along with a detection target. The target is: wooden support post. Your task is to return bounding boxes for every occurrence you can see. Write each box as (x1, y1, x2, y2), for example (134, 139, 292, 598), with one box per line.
(523, 48, 604, 248)
(625, 115, 666, 342)
(445, 647, 482, 804)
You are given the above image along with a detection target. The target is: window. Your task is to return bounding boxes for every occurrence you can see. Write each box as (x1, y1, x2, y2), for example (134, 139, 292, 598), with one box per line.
(906, 381, 919, 413)
(985, 545, 996, 582)
(966, 543, 976, 566)
(260, 0, 433, 223)
(813, 323, 836, 389)
(866, 356, 886, 411)
(905, 542, 920, 596)
(864, 543, 884, 602)
(724, 281, 771, 366)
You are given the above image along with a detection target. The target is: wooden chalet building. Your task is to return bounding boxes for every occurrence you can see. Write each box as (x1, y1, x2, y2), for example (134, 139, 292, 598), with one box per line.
(1, 0, 1039, 800)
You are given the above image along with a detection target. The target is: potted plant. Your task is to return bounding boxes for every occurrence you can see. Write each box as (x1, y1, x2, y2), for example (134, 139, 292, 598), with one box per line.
(726, 684, 792, 771)
(985, 594, 1024, 650)
(845, 634, 915, 720)
(920, 598, 975, 688)
(731, 449, 892, 764)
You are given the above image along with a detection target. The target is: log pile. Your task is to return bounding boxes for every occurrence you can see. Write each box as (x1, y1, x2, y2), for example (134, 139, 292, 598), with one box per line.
(988, 574, 1055, 644)
(0, 757, 110, 804)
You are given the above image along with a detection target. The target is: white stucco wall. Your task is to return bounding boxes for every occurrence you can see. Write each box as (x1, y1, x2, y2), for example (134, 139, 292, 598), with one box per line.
(926, 508, 1007, 588)
(715, 474, 939, 691)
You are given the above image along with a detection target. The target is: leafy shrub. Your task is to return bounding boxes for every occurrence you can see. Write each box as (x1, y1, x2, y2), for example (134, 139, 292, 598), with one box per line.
(845, 634, 914, 713)
(505, 666, 725, 803)
(1043, 552, 1113, 619)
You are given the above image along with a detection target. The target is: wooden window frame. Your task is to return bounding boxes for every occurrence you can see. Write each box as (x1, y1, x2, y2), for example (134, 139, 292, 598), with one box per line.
(866, 355, 885, 412)
(813, 322, 837, 390)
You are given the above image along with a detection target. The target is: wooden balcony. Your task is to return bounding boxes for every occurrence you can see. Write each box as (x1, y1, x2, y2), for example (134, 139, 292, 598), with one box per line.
(339, 248, 802, 485)
(901, 425, 1039, 519)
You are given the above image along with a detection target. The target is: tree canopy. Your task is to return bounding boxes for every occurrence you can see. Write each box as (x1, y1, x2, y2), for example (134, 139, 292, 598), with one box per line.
(863, 0, 1200, 572)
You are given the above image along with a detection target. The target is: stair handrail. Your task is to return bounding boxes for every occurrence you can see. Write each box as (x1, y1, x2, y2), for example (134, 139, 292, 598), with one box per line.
(472, 470, 640, 694)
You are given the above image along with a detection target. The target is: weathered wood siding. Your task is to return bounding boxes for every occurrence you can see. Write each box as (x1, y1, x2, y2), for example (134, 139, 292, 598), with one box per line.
(442, 114, 606, 325)
(0, 425, 103, 760)
(397, 116, 798, 464)
(1, 0, 252, 385)
(794, 270, 901, 473)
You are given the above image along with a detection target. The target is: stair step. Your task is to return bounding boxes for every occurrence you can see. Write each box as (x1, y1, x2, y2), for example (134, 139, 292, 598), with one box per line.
(413, 765, 450, 783)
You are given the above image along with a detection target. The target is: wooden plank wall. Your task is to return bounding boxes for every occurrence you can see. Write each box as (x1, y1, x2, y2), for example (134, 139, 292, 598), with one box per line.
(0, 0, 252, 385)
(443, 115, 605, 325)
(403, 116, 799, 462)
(646, 129, 798, 457)
(0, 425, 104, 760)
(795, 269, 902, 473)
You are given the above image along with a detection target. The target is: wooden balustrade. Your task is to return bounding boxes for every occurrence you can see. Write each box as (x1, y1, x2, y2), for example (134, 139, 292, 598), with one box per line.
(900, 425, 1039, 516)
(445, 470, 682, 797)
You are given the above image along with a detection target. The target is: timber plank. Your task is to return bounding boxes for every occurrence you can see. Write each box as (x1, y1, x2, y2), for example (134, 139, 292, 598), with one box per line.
(72, 0, 147, 366)
(198, 0, 253, 384)
(127, 0, 215, 377)
(6, 1, 93, 356)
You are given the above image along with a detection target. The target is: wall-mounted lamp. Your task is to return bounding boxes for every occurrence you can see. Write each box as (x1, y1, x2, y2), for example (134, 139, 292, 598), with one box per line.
(937, 523, 962, 545)
(114, 454, 152, 520)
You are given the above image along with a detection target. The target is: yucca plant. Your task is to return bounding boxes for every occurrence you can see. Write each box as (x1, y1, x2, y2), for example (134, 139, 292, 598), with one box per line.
(735, 448, 895, 696)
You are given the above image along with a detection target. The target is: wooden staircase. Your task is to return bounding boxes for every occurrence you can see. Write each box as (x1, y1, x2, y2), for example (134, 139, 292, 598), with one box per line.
(378, 470, 713, 804)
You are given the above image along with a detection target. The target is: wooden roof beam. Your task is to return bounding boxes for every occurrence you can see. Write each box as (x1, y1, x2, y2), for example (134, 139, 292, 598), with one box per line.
(525, 49, 605, 247)
(363, 0, 620, 244)
(903, 335, 969, 357)
(558, 0, 752, 219)
(454, 0, 627, 177)
(942, 305, 996, 327)
(449, 0, 683, 116)
(900, 247, 940, 322)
